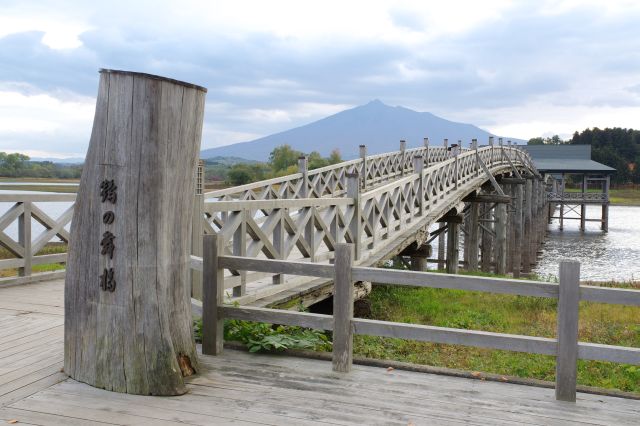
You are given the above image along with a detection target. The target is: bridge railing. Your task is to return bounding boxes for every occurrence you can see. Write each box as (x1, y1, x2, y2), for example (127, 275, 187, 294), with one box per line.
(201, 238, 640, 402)
(547, 192, 609, 203)
(0, 193, 75, 286)
(197, 144, 534, 296)
(203, 145, 453, 202)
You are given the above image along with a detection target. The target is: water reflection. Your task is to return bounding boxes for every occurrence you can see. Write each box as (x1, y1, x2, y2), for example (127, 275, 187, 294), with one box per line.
(535, 205, 640, 281)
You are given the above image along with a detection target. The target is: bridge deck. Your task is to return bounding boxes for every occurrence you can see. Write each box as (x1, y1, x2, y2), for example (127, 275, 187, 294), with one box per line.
(1, 280, 639, 425)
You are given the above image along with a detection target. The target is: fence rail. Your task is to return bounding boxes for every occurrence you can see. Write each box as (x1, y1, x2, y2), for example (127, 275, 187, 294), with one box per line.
(0, 193, 75, 285)
(202, 235, 640, 402)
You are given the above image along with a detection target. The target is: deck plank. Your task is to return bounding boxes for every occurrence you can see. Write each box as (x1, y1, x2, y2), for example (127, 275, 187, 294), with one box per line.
(1, 278, 639, 425)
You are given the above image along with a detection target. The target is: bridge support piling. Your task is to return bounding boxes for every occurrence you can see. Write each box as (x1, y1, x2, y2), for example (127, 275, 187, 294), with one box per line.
(446, 221, 460, 274)
(513, 183, 524, 278)
(495, 202, 507, 275)
(406, 243, 431, 272)
(522, 178, 533, 274)
(467, 202, 480, 271)
(480, 204, 493, 273)
(437, 223, 446, 270)
(580, 174, 587, 231)
(602, 175, 610, 232)
(506, 184, 515, 273)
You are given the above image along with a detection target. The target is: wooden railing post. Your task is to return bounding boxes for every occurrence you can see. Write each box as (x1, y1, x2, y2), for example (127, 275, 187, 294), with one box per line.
(18, 202, 32, 277)
(191, 160, 204, 299)
(359, 144, 367, 189)
(346, 173, 361, 260)
(399, 140, 406, 176)
(556, 260, 580, 402)
(232, 210, 247, 296)
(489, 136, 494, 165)
(298, 156, 309, 197)
(472, 138, 479, 177)
(424, 137, 430, 168)
(203, 233, 224, 355)
(413, 155, 425, 216)
(333, 243, 354, 372)
(454, 140, 460, 190)
(273, 208, 285, 285)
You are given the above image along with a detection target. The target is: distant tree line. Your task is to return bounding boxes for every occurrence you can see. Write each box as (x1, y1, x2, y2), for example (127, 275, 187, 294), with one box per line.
(216, 145, 343, 186)
(528, 128, 640, 184)
(0, 153, 82, 179)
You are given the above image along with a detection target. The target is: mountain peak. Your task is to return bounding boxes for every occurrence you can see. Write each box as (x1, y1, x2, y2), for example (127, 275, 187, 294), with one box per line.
(201, 102, 523, 161)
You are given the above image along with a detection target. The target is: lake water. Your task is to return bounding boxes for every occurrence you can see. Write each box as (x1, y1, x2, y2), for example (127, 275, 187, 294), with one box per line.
(534, 205, 640, 282)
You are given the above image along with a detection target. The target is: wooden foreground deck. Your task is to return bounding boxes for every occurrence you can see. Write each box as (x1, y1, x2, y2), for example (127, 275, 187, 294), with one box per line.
(1, 280, 638, 425)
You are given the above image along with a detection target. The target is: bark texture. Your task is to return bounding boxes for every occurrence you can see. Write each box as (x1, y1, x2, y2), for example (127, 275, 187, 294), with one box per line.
(64, 69, 206, 395)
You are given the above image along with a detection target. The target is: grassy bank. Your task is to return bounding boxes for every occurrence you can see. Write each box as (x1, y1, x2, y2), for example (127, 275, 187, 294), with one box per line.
(564, 187, 640, 206)
(0, 243, 67, 277)
(354, 278, 640, 394)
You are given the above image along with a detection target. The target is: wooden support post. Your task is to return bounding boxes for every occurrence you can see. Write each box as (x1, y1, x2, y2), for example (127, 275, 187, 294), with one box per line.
(272, 209, 284, 285)
(444, 138, 448, 149)
(359, 145, 367, 189)
(468, 202, 479, 271)
(522, 179, 533, 273)
(437, 223, 446, 270)
(191, 160, 204, 299)
(481, 204, 493, 273)
(530, 179, 539, 263)
(18, 201, 32, 277)
(203, 233, 224, 356)
(414, 155, 425, 216)
(347, 173, 361, 260)
(424, 137, 430, 168)
(559, 174, 565, 231)
(602, 175, 610, 232)
(233, 211, 247, 295)
(333, 243, 354, 373)
(446, 221, 460, 274)
(556, 260, 580, 402)
(580, 174, 587, 231)
(514, 184, 523, 278)
(495, 202, 507, 275)
(506, 184, 514, 273)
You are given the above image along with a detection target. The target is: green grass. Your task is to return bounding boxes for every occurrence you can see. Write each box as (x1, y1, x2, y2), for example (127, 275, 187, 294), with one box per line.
(0, 243, 67, 277)
(354, 282, 640, 393)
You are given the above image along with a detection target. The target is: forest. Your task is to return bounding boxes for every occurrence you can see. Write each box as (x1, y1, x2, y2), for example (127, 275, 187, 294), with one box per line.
(0, 153, 82, 179)
(529, 127, 639, 184)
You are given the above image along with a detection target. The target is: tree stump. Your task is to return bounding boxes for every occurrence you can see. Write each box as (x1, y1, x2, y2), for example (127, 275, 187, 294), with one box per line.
(64, 69, 206, 395)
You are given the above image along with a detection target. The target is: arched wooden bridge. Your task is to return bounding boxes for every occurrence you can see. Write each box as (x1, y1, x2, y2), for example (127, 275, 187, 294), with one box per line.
(190, 139, 548, 308)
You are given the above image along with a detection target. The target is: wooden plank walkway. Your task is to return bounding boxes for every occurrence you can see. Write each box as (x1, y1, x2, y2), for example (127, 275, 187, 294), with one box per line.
(1, 280, 639, 425)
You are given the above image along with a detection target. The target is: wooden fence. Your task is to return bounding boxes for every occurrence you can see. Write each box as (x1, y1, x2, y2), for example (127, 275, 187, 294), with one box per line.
(0, 193, 75, 286)
(201, 235, 640, 402)
(195, 143, 536, 297)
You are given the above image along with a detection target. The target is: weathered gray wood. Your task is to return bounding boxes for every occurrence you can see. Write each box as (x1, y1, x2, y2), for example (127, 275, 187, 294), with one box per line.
(446, 221, 459, 274)
(580, 285, 640, 306)
(522, 179, 533, 273)
(437, 223, 446, 270)
(556, 260, 580, 402)
(352, 267, 559, 298)
(333, 244, 354, 372)
(64, 70, 205, 395)
(481, 204, 493, 272)
(219, 255, 334, 278)
(513, 184, 523, 277)
(578, 342, 640, 365)
(495, 202, 507, 275)
(17, 202, 31, 277)
(353, 318, 556, 355)
(346, 173, 361, 260)
(467, 202, 479, 271)
(203, 233, 224, 356)
(222, 306, 333, 330)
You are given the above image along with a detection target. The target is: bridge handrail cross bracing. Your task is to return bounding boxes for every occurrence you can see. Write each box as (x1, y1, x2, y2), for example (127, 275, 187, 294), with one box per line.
(192, 144, 539, 302)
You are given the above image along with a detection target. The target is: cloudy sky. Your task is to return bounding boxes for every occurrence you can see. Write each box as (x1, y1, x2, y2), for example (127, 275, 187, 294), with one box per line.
(1, 0, 639, 158)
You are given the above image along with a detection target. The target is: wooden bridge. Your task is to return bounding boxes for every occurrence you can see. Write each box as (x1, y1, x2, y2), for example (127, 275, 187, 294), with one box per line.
(1, 139, 639, 424)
